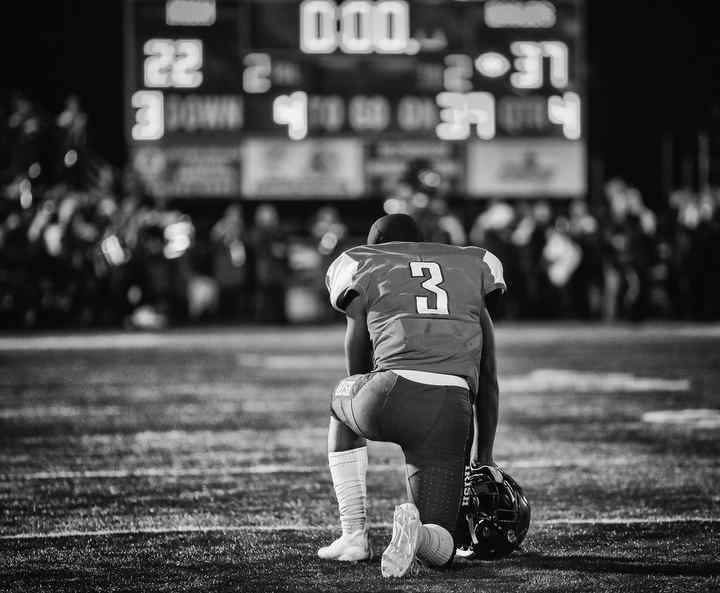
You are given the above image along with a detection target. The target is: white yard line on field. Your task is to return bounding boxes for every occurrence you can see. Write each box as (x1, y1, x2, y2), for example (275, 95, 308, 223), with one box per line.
(0, 331, 342, 351)
(2, 516, 719, 541)
(0, 456, 651, 482)
(1, 464, 346, 480)
(1, 324, 720, 352)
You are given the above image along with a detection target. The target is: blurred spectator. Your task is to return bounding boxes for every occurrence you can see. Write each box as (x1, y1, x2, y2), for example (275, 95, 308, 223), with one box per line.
(56, 94, 87, 150)
(127, 204, 194, 327)
(416, 197, 466, 245)
(55, 94, 88, 185)
(398, 158, 466, 245)
(211, 204, 250, 321)
(470, 201, 519, 318)
(567, 199, 603, 318)
(600, 179, 656, 321)
(665, 187, 720, 319)
(510, 200, 555, 318)
(248, 204, 288, 324)
(312, 206, 349, 258)
(6, 93, 45, 181)
(311, 206, 349, 320)
(542, 216, 582, 316)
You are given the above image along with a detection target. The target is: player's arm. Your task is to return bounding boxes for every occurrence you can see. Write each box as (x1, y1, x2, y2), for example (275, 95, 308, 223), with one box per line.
(484, 290, 501, 320)
(343, 293, 373, 376)
(473, 305, 499, 466)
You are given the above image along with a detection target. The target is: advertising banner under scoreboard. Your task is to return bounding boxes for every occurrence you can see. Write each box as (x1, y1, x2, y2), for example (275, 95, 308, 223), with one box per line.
(365, 140, 464, 196)
(242, 138, 365, 198)
(466, 139, 586, 197)
(132, 143, 243, 198)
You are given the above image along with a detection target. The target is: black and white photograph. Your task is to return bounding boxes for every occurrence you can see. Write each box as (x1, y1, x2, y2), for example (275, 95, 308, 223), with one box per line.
(1, 0, 718, 591)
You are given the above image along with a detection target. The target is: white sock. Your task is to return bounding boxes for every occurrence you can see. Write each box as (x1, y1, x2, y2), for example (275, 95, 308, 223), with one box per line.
(417, 523, 454, 566)
(328, 446, 368, 535)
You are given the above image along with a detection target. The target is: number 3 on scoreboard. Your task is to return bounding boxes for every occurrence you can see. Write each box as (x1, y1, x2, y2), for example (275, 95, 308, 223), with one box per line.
(410, 261, 449, 315)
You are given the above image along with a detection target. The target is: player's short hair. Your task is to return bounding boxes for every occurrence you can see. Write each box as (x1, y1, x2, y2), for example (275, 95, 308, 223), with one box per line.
(367, 214, 422, 245)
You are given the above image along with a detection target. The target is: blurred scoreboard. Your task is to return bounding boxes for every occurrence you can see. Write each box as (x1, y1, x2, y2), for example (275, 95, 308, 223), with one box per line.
(124, 0, 586, 198)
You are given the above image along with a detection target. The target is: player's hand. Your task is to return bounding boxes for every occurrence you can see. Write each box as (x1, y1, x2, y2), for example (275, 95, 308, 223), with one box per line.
(467, 461, 503, 483)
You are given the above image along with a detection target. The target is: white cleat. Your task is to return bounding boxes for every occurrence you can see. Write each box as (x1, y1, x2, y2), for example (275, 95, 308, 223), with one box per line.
(381, 503, 422, 578)
(317, 529, 371, 562)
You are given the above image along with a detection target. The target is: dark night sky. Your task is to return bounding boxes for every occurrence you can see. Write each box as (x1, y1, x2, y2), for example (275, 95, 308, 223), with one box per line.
(4, 1, 718, 205)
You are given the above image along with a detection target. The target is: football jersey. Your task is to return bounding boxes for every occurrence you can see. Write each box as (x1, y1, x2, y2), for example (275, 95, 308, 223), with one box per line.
(326, 242, 505, 394)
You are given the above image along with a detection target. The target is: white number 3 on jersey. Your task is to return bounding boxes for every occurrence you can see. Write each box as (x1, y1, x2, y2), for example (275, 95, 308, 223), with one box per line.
(410, 261, 450, 315)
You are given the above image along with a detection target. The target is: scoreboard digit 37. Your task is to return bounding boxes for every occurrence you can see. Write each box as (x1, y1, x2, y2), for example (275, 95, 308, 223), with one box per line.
(124, 0, 586, 199)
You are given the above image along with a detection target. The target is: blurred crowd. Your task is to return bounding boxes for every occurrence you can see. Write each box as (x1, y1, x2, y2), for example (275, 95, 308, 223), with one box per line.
(461, 183, 720, 321)
(385, 166, 720, 322)
(2, 94, 720, 328)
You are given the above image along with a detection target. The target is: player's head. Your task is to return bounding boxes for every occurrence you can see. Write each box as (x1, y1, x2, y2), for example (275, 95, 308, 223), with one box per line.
(367, 214, 422, 245)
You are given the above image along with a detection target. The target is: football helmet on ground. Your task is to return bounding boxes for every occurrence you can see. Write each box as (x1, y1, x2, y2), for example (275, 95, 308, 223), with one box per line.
(456, 465, 531, 560)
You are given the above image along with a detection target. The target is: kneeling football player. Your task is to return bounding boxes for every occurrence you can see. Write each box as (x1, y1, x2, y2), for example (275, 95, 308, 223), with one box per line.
(317, 214, 504, 577)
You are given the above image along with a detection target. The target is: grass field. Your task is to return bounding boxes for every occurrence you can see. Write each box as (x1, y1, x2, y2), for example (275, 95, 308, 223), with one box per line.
(1, 324, 719, 592)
